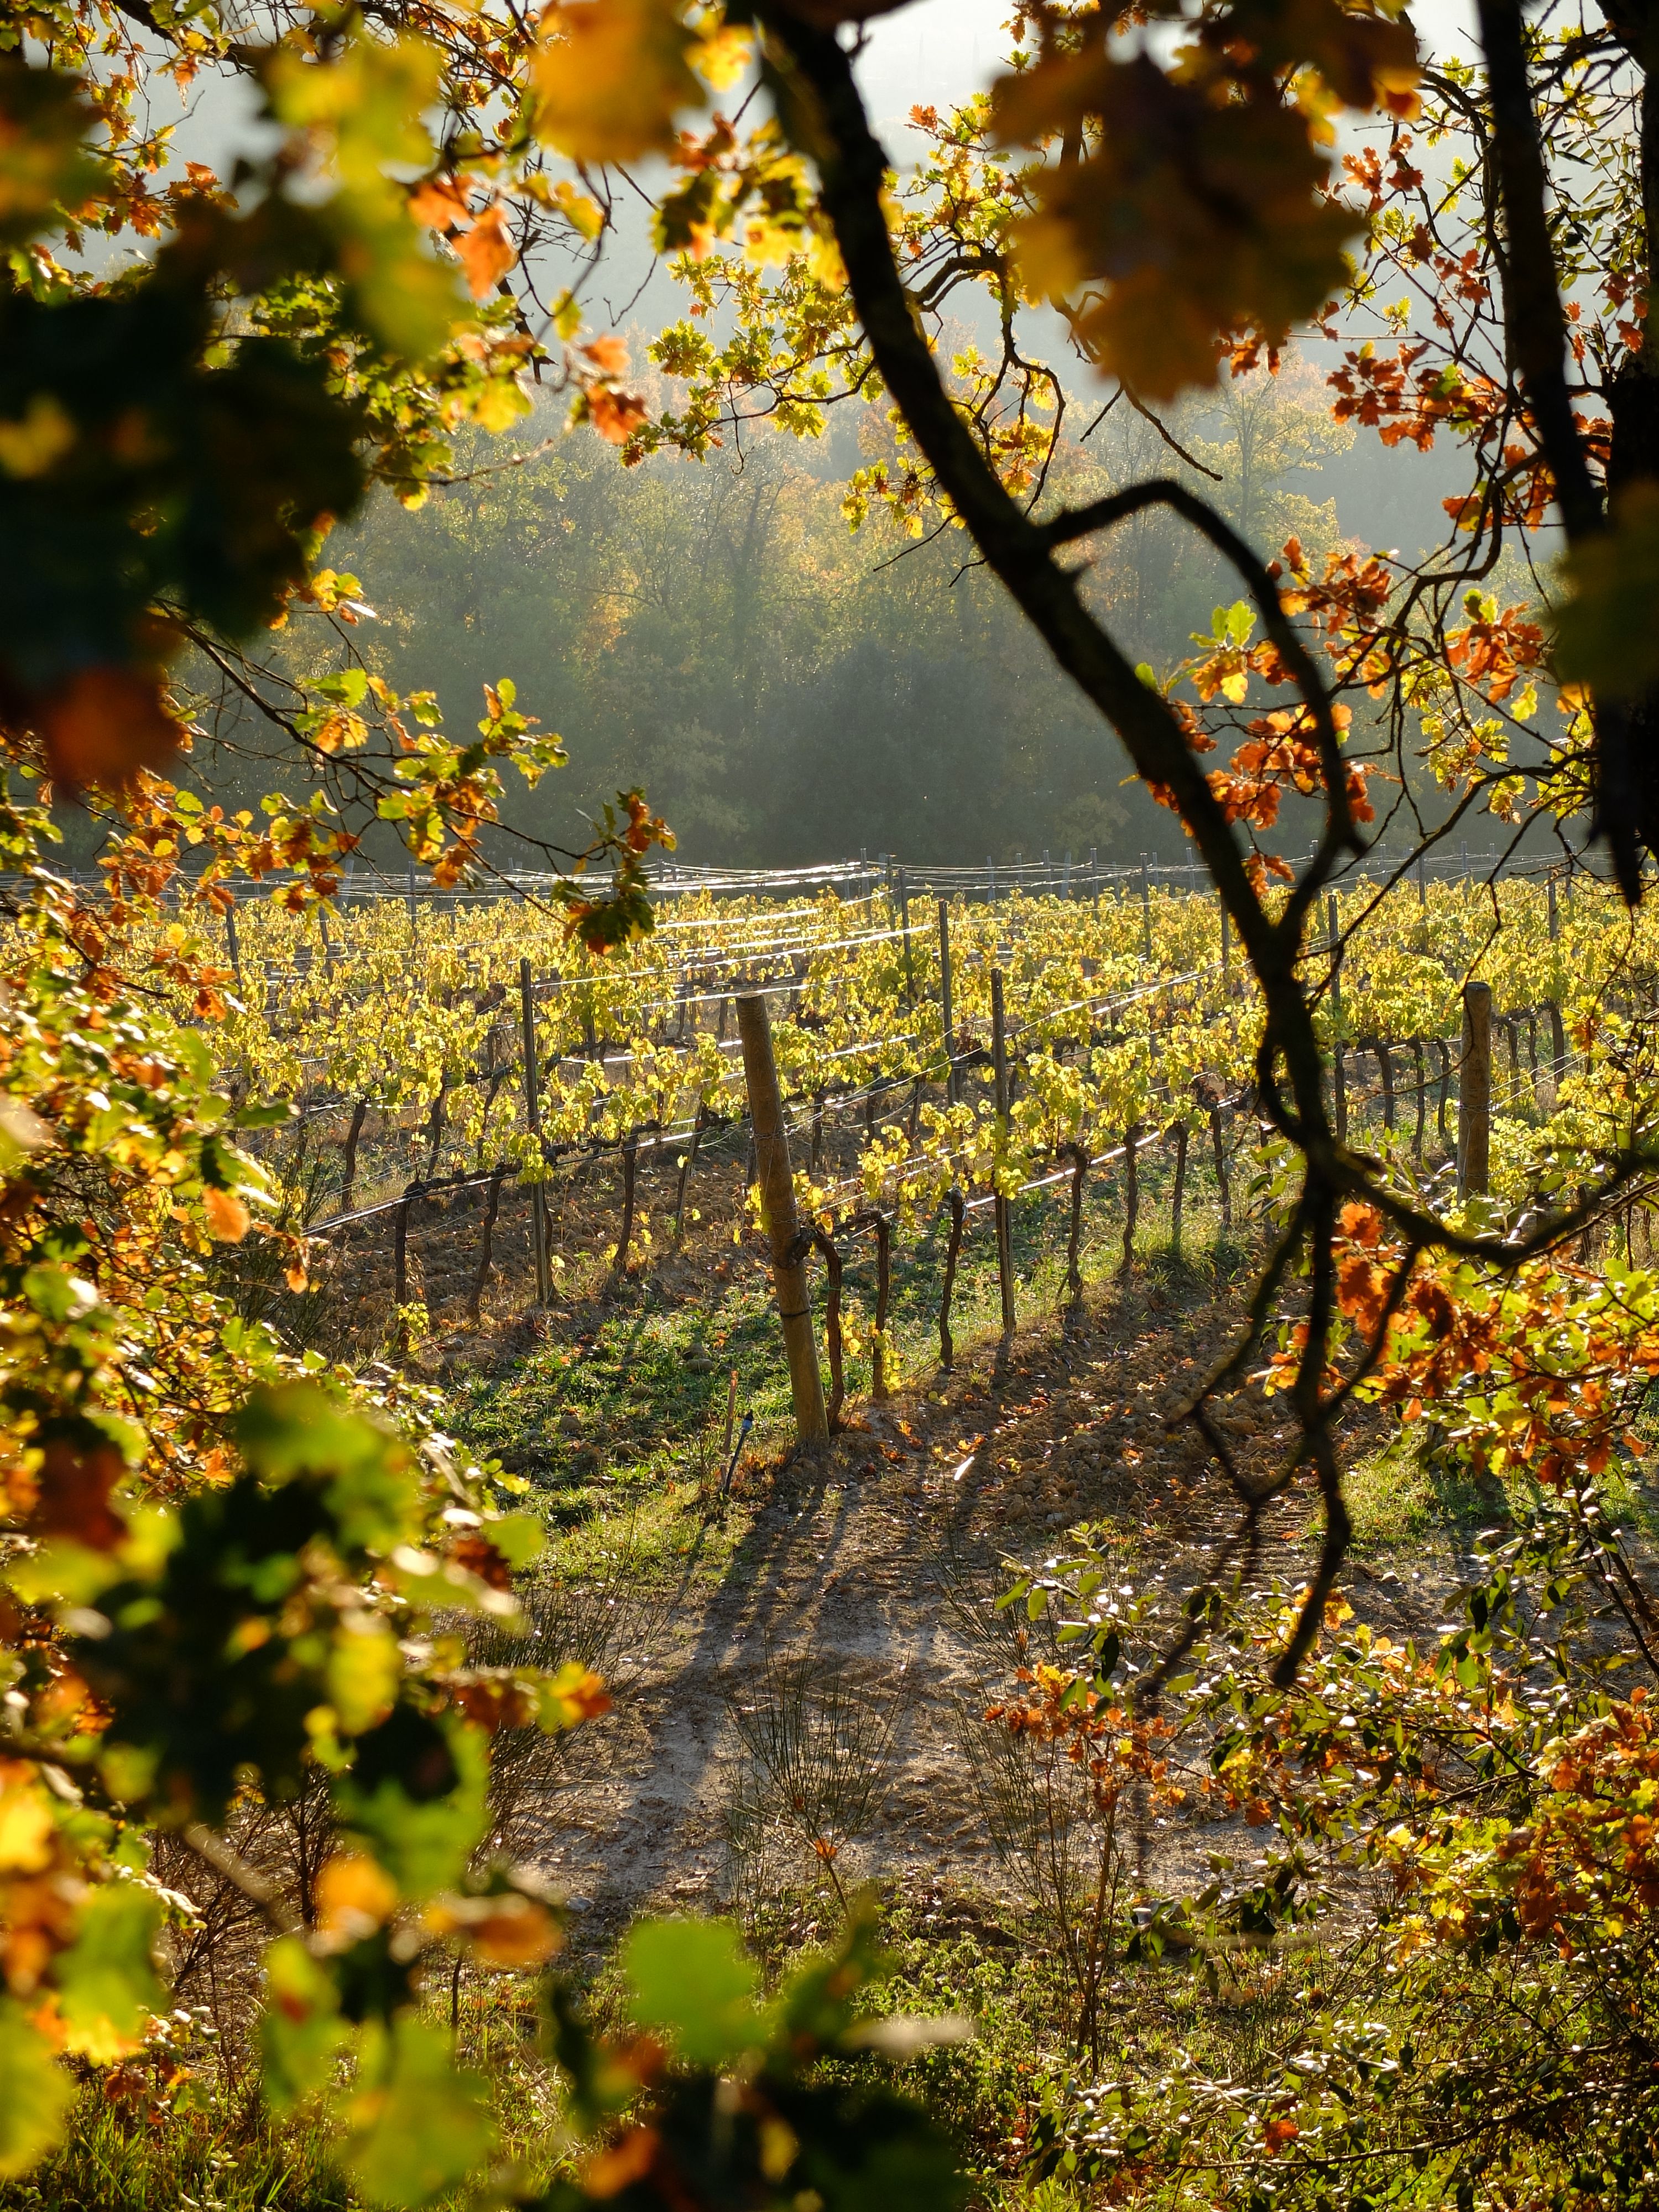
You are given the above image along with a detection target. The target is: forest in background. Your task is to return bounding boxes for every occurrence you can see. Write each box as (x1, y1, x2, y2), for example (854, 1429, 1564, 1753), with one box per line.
(164, 350, 1407, 870)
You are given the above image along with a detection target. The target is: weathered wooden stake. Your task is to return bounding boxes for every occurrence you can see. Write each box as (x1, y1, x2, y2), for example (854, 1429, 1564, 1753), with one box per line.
(469, 1166, 507, 1321)
(897, 868, 915, 1001)
(1458, 979, 1492, 1197)
(1411, 1040, 1426, 1164)
(991, 967, 1016, 1335)
(937, 899, 955, 1103)
(1064, 1143, 1087, 1311)
(1328, 892, 1348, 1144)
(225, 895, 243, 988)
(1211, 1107, 1230, 1227)
(342, 1098, 368, 1214)
(520, 958, 551, 1306)
(871, 1212, 893, 1401)
(1121, 1121, 1140, 1272)
(1171, 1121, 1189, 1251)
(812, 1227, 846, 1429)
(735, 993, 828, 1446)
(939, 1187, 965, 1367)
(675, 1103, 708, 1240)
(612, 1127, 639, 1279)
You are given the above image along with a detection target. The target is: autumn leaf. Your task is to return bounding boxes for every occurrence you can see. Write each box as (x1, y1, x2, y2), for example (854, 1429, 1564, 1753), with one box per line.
(28, 1437, 127, 1552)
(202, 1187, 251, 1243)
(455, 204, 516, 300)
(534, 0, 703, 165)
(35, 666, 184, 790)
(315, 1851, 399, 1949)
(586, 384, 650, 445)
(996, 50, 1355, 399)
(582, 333, 630, 377)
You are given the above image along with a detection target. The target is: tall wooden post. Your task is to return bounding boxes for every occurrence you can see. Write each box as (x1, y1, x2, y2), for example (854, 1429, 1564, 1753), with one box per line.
(1327, 892, 1348, 1144)
(1140, 856, 1152, 961)
(937, 898, 955, 1104)
(406, 848, 418, 936)
(1220, 901, 1230, 989)
(520, 959, 551, 1305)
(735, 994, 828, 1446)
(225, 894, 243, 989)
(1458, 980, 1492, 1197)
(897, 867, 915, 1002)
(990, 968, 1016, 1336)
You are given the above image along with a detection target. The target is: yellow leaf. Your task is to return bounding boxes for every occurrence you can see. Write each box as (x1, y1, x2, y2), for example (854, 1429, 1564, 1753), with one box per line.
(534, 0, 704, 164)
(315, 1851, 399, 1947)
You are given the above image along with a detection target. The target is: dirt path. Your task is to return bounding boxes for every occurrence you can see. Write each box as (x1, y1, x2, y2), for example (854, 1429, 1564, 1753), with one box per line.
(510, 1271, 1381, 1939)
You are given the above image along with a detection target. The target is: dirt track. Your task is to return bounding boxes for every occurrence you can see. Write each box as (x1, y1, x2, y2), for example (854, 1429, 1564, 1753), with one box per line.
(507, 1275, 1385, 1940)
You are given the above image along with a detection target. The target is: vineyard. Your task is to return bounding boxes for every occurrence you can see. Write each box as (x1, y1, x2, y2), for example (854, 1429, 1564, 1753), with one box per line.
(187, 857, 1630, 1427)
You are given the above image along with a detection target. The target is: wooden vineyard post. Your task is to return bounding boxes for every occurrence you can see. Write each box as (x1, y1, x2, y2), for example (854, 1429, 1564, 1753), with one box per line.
(1064, 1143, 1087, 1312)
(1121, 1121, 1140, 1272)
(1328, 893, 1348, 1144)
(342, 1098, 368, 1214)
(990, 967, 1016, 1335)
(871, 1212, 893, 1400)
(1547, 876, 1567, 1076)
(675, 1103, 708, 1240)
(1139, 855, 1152, 960)
(520, 958, 551, 1306)
(938, 1186, 966, 1366)
(1458, 980, 1492, 1197)
(612, 1127, 639, 1280)
(811, 1227, 846, 1430)
(1171, 1121, 1189, 1251)
(406, 849, 418, 937)
(735, 993, 828, 1447)
(937, 899, 955, 1104)
(470, 1166, 507, 1322)
(1211, 1107, 1231, 1228)
(897, 867, 915, 1002)
(1220, 900, 1230, 989)
(225, 893, 243, 990)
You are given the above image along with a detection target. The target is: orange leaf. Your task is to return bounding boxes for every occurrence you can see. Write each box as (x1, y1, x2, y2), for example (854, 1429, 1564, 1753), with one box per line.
(202, 1187, 250, 1243)
(30, 1437, 127, 1552)
(456, 204, 517, 300)
(582, 333, 630, 377)
(38, 666, 184, 789)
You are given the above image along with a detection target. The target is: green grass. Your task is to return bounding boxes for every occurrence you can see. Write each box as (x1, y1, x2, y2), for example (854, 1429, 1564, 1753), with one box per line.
(0, 2091, 349, 2212)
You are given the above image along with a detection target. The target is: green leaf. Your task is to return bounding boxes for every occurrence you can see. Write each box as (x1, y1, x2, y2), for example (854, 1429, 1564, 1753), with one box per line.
(343, 2016, 495, 2208)
(0, 2000, 74, 2179)
(622, 1917, 765, 2063)
(54, 1883, 164, 2062)
(260, 1935, 349, 2112)
(333, 1710, 488, 1897)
